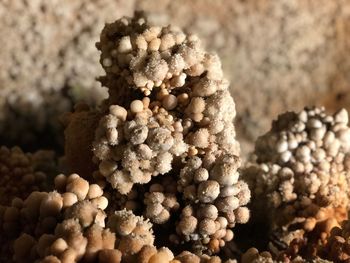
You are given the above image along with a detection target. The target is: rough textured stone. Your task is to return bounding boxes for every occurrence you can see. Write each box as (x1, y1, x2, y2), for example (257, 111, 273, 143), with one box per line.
(1, 0, 350, 158)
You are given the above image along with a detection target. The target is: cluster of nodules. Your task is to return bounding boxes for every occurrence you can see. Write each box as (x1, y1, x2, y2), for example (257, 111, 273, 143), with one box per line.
(6, 12, 350, 263)
(0, 0, 130, 148)
(173, 155, 250, 254)
(243, 106, 350, 260)
(97, 12, 226, 100)
(88, 13, 250, 255)
(0, 174, 108, 262)
(92, 100, 188, 195)
(0, 172, 238, 263)
(240, 217, 350, 263)
(0, 146, 56, 206)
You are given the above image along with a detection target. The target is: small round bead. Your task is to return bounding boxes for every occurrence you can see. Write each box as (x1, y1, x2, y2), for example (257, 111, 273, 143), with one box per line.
(130, 100, 144, 114)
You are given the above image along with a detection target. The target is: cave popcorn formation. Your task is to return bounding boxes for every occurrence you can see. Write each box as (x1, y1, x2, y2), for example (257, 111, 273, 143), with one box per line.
(244, 106, 350, 259)
(84, 12, 251, 254)
(5, 11, 350, 263)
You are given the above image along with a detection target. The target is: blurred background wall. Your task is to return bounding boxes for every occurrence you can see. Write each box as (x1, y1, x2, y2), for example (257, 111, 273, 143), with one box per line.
(1, 0, 349, 157)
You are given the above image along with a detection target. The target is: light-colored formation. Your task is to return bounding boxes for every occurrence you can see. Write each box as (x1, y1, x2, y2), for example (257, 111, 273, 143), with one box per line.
(92, 100, 188, 194)
(135, 246, 236, 263)
(0, 171, 241, 262)
(79, 13, 250, 254)
(2, 0, 350, 158)
(144, 176, 179, 224)
(97, 12, 228, 101)
(244, 107, 350, 252)
(107, 209, 154, 261)
(3, 2, 350, 261)
(0, 146, 56, 206)
(0, 174, 108, 262)
(0, 173, 158, 263)
(135, 0, 350, 158)
(2, 7, 350, 262)
(175, 155, 250, 253)
(0, 0, 134, 148)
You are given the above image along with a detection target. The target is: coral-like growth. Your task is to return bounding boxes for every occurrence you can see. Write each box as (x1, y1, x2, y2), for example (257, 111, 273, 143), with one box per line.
(0, 173, 107, 262)
(3, 171, 158, 263)
(97, 12, 227, 102)
(64, 13, 251, 254)
(174, 155, 250, 253)
(244, 107, 350, 256)
(3, 7, 350, 263)
(107, 209, 154, 262)
(144, 176, 179, 224)
(39, 207, 153, 263)
(92, 100, 188, 194)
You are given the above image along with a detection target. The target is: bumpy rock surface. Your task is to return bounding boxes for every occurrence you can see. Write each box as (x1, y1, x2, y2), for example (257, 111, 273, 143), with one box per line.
(62, 13, 251, 255)
(3, 1, 350, 158)
(244, 107, 350, 257)
(0, 173, 107, 262)
(0, 146, 56, 206)
(0, 0, 134, 149)
(0, 171, 240, 262)
(1, 2, 349, 261)
(136, 0, 350, 157)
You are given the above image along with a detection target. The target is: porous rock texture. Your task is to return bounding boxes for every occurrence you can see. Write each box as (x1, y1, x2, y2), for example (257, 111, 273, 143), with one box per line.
(0, 172, 168, 263)
(0, 171, 243, 262)
(64, 13, 251, 255)
(2, 1, 350, 159)
(0, 0, 134, 150)
(0, 173, 108, 262)
(243, 107, 350, 259)
(136, 0, 350, 158)
(2, 1, 350, 262)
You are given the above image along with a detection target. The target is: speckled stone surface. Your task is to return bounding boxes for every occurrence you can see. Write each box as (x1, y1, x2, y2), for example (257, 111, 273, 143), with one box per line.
(1, 0, 350, 157)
